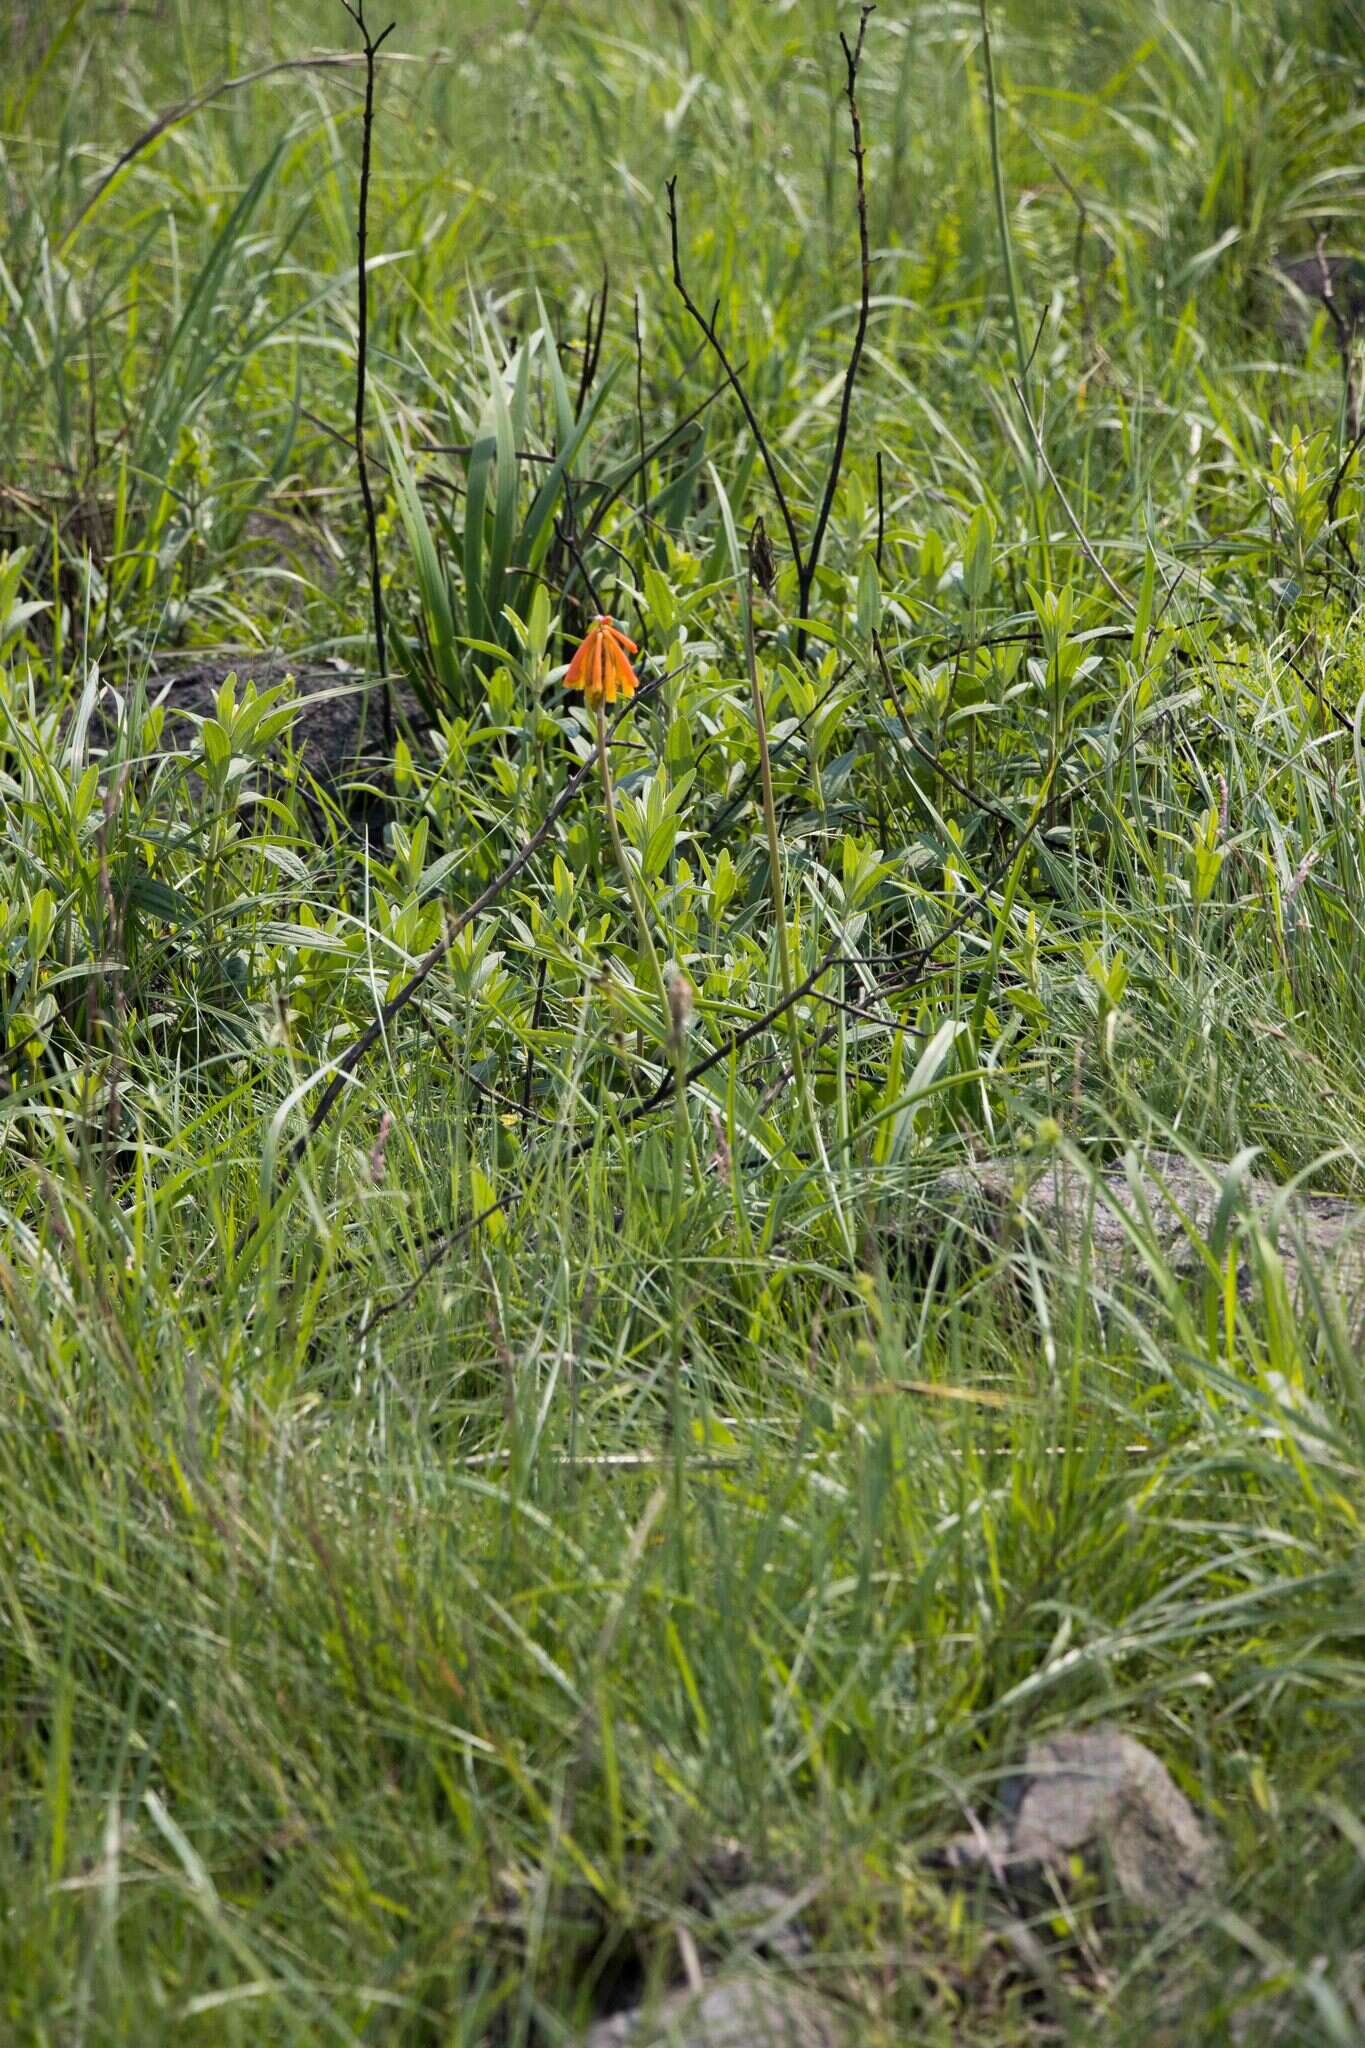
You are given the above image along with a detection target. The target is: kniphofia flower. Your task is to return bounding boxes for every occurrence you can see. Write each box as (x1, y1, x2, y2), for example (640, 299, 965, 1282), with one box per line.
(564, 615, 639, 707)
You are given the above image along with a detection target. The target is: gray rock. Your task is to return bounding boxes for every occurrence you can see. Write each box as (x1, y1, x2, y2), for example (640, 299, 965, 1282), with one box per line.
(1274, 251, 1365, 345)
(1271, 251, 1364, 438)
(583, 1976, 846, 2048)
(935, 1727, 1218, 1919)
(89, 658, 432, 841)
(102, 658, 427, 781)
(935, 1151, 1365, 1327)
(708, 1882, 811, 1963)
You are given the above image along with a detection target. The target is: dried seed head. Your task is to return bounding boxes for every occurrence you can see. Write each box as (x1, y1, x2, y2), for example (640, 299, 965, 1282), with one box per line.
(707, 1107, 732, 1183)
(749, 517, 777, 597)
(667, 968, 694, 1042)
(368, 1109, 393, 1184)
(1285, 846, 1319, 911)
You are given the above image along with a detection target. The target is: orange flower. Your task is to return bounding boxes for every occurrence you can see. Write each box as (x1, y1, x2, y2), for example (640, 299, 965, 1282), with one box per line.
(564, 615, 639, 707)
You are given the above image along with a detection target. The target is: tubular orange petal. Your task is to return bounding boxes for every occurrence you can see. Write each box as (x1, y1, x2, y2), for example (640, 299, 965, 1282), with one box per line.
(611, 642, 638, 699)
(603, 632, 638, 699)
(565, 635, 595, 691)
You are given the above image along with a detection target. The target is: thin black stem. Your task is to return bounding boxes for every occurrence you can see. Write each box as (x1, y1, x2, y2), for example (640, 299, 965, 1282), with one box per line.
(666, 175, 806, 579)
(799, 4, 875, 650)
(60, 54, 377, 248)
(521, 955, 549, 1120)
(340, 0, 396, 751)
(232, 678, 667, 1262)
(633, 291, 649, 535)
(575, 267, 609, 420)
(357, 938, 871, 1331)
(626, 943, 845, 1122)
(872, 631, 1018, 831)
(554, 474, 608, 618)
(875, 447, 886, 570)
(666, 9, 875, 663)
(1326, 421, 1365, 579)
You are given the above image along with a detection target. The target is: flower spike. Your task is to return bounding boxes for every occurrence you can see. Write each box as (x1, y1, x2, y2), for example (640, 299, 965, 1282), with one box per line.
(565, 616, 639, 707)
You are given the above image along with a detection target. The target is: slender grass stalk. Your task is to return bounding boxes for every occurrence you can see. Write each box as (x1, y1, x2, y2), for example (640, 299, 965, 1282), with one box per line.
(594, 695, 670, 1038)
(978, 0, 1029, 393)
(666, 972, 691, 1455)
(978, 0, 1052, 578)
(744, 535, 810, 1106)
(339, 0, 396, 751)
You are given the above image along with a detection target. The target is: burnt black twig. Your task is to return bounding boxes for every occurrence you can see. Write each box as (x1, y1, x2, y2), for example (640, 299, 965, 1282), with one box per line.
(875, 448, 886, 570)
(789, 757, 1055, 1086)
(664, 7, 876, 661)
(358, 926, 893, 1331)
(339, 0, 397, 751)
(1325, 421, 1364, 579)
(791, 677, 1191, 1090)
(801, 4, 875, 644)
(554, 475, 608, 619)
(358, 941, 862, 1330)
(1011, 377, 1134, 614)
(232, 678, 668, 1264)
(623, 943, 846, 1123)
(666, 175, 804, 575)
(633, 291, 649, 533)
(1281, 639, 1356, 735)
(60, 54, 383, 248)
(575, 267, 610, 420)
(872, 631, 1017, 831)
(1022, 301, 1048, 379)
(521, 955, 549, 1121)
(1312, 237, 1362, 443)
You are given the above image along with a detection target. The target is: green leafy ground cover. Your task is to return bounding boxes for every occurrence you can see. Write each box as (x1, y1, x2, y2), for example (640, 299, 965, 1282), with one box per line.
(2, 0, 1364, 2038)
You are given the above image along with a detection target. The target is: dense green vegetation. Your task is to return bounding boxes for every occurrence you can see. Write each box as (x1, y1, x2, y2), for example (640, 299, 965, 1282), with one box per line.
(2, 0, 1363, 2038)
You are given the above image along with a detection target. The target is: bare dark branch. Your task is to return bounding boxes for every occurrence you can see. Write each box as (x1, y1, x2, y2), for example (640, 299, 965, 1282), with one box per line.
(666, 7, 877, 662)
(339, 1, 397, 750)
(800, 4, 876, 646)
(232, 681, 669, 1262)
(665, 175, 806, 577)
(60, 54, 390, 246)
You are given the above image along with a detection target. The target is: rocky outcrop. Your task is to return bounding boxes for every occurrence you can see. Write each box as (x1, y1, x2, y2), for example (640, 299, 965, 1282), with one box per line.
(935, 1150, 1365, 1324)
(930, 1726, 1219, 1919)
(584, 1975, 847, 2048)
